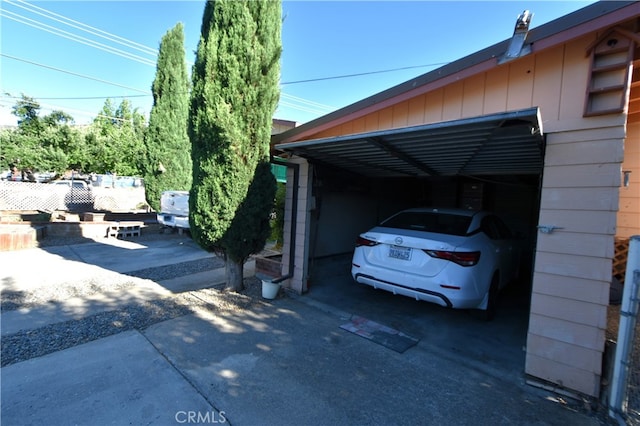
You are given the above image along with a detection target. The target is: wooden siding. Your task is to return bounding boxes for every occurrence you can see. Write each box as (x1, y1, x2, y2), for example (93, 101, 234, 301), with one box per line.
(309, 36, 604, 140)
(527, 121, 625, 396)
(617, 117, 640, 238)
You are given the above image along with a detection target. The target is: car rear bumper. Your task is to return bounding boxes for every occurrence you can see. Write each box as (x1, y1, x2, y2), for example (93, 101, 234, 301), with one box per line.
(351, 268, 486, 310)
(157, 214, 189, 229)
(354, 272, 453, 308)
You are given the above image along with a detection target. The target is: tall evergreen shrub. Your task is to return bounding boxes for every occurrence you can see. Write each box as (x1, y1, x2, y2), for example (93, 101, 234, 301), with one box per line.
(189, 0, 281, 291)
(143, 23, 191, 211)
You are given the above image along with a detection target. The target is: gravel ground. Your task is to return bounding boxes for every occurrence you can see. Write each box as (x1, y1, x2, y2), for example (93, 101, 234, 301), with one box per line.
(1, 234, 280, 367)
(1, 277, 267, 367)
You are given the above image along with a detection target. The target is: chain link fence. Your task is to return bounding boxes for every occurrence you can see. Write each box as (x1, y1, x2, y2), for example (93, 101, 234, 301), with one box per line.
(0, 181, 147, 213)
(625, 317, 640, 424)
(609, 236, 640, 424)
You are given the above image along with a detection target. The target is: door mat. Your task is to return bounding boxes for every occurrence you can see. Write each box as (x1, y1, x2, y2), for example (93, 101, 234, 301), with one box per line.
(340, 316, 419, 353)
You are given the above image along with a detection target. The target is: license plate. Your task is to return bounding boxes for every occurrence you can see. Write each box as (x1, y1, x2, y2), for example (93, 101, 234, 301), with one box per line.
(389, 246, 412, 261)
(164, 215, 174, 222)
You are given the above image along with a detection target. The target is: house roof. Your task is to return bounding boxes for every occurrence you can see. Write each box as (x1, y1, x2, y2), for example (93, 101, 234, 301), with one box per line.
(273, 0, 639, 145)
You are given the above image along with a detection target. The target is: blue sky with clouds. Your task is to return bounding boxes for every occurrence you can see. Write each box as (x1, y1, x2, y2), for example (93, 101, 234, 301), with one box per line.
(0, 0, 597, 127)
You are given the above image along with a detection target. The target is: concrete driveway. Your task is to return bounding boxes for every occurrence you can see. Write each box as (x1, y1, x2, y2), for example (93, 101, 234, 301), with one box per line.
(0, 234, 610, 425)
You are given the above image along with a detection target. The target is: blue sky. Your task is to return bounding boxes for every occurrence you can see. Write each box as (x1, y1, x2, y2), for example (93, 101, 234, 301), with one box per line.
(0, 0, 597, 127)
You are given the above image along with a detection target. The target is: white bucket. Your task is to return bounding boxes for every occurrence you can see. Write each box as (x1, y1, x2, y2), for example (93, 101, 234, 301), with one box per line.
(261, 280, 280, 299)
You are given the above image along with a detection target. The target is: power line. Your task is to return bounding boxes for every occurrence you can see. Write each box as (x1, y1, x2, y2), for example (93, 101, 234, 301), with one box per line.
(280, 92, 334, 111)
(278, 100, 329, 116)
(4, 94, 151, 101)
(6, 0, 158, 57)
(1, 2, 442, 119)
(0, 10, 157, 67)
(281, 62, 449, 85)
(1, 2, 341, 118)
(1, 53, 150, 94)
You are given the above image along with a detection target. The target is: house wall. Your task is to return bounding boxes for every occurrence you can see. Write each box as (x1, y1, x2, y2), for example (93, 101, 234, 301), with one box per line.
(283, 29, 637, 396)
(527, 119, 625, 396)
(617, 87, 640, 238)
(271, 119, 297, 135)
(280, 157, 312, 294)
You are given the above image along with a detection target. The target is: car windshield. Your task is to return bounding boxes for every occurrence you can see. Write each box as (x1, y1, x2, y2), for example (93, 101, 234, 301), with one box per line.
(380, 211, 472, 236)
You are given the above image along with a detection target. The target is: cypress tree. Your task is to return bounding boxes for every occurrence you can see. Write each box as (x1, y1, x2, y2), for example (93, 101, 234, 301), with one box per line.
(189, 0, 281, 291)
(143, 23, 191, 212)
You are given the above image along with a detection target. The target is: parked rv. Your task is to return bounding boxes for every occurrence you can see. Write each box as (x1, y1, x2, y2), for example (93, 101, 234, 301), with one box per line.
(157, 190, 189, 229)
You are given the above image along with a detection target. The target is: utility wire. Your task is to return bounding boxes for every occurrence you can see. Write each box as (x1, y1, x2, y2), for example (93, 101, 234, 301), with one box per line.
(1, 1, 345, 117)
(0, 73, 336, 116)
(0, 10, 157, 66)
(5, 94, 151, 101)
(6, 0, 158, 56)
(281, 62, 449, 85)
(1, 2, 442, 118)
(1, 53, 150, 94)
(278, 101, 329, 116)
(281, 92, 334, 111)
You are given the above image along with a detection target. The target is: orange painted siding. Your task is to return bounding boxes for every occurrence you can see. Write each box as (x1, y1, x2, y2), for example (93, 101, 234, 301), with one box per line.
(378, 108, 393, 130)
(424, 88, 444, 123)
(442, 81, 463, 121)
(617, 114, 640, 238)
(305, 36, 598, 140)
(392, 101, 409, 128)
(532, 47, 564, 121)
(461, 74, 485, 117)
(407, 95, 426, 126)
(483, 65, 509, 114)
(506, 55, 535, 111)
(618, 126, 640, 234)
(558, 38, 592, 121)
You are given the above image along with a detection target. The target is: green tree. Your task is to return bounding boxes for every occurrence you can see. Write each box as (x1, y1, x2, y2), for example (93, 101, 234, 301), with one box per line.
(1, 98, 82, 175)
(12, 94, 44, 136)
(189, 0, 281, 291)
(85, 99, 146, 175)
(142, 22, 191, 212)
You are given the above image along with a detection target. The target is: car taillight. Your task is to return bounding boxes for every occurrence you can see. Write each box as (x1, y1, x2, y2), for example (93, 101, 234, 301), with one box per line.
(356, 236, 379, 247)
(423, 250, 480, 266)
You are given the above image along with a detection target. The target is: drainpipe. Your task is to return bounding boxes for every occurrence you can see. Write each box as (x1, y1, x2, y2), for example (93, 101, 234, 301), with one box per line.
(269, 157, 299, 285)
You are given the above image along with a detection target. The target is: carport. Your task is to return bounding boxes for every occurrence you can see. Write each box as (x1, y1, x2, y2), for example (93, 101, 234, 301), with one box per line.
(277, 107, 544, 178)
(272, 106, 546, 388)
(272, 1, 638, 398)
(276, 106, 545, 277)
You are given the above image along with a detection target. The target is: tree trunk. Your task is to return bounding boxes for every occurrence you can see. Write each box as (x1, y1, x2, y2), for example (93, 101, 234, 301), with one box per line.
(225, 258, 244, 292)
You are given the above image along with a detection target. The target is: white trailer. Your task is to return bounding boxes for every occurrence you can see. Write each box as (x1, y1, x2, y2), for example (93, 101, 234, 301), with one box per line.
(157, 190, 190, 229)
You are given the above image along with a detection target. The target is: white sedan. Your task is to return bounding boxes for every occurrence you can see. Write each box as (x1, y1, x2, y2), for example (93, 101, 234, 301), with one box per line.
(351, 208, 521, 320)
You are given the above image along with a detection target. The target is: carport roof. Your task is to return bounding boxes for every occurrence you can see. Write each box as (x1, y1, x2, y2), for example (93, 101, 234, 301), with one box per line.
(275, 107, 544, 178)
